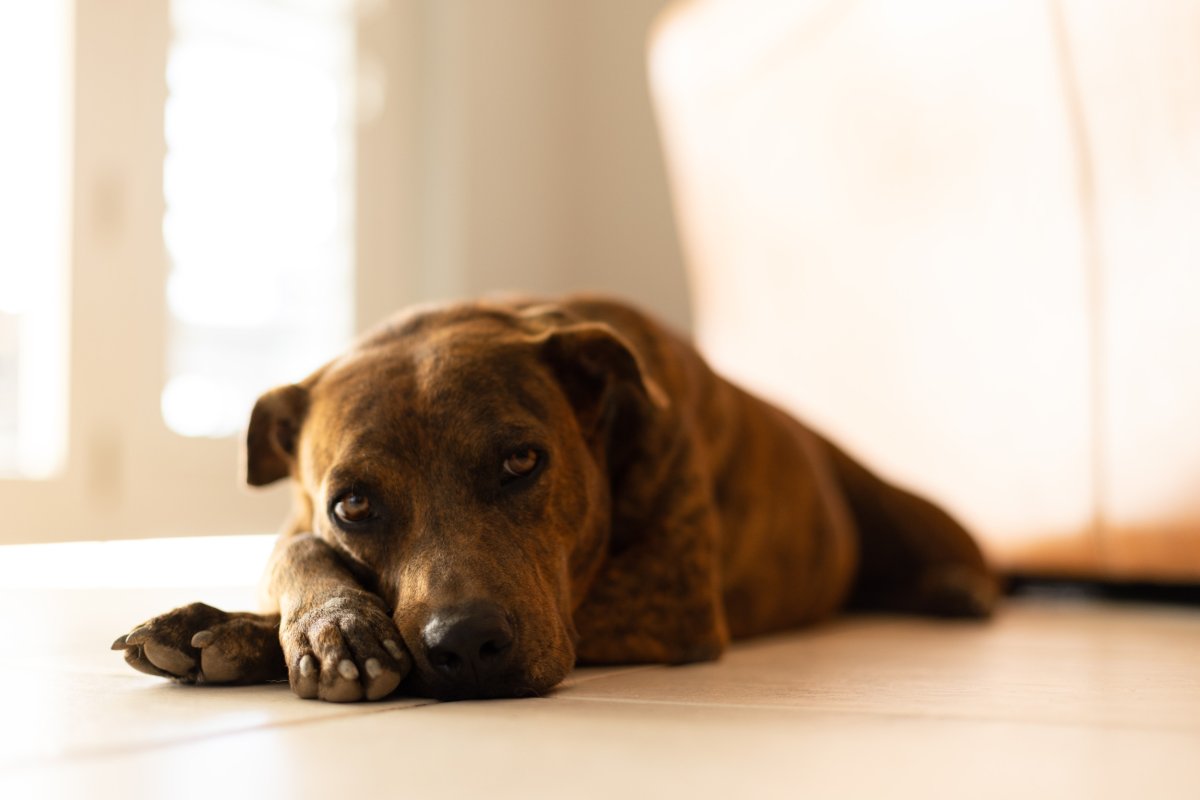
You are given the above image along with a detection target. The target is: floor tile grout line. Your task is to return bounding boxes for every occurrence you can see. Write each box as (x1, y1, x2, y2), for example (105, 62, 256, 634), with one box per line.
(0, 666, 668, 772)
(14, 685, 1195, 776)
(11, 688, 1195, 776)
(3, 700, 442, 773)
(558, 664, 663, 688)
(553, 694, 1200, 737)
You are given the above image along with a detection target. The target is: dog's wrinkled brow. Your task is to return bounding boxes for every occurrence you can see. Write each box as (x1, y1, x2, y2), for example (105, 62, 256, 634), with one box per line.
(425, 361, 554, 424)
(324, 461, 391, 495)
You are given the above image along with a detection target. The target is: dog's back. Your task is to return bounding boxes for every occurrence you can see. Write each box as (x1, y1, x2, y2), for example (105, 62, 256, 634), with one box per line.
(558, 296, 995, 637)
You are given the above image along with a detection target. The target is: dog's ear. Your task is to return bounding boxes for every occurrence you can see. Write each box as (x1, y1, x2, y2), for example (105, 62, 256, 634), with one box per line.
(537, 323, 668, 432)
(243, 383, 309, 487)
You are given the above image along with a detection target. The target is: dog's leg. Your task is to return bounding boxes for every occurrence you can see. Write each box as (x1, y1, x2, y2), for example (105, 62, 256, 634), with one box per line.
(573, 470, 730, 665)
(265, 533, 411, 702)
(113, 533, 412, 701)
(824, 438, 1000, 618)
(112, 604, 285, 685)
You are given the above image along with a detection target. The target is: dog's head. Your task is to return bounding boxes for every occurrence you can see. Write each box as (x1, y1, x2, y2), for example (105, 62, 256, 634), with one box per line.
(243, 302, 664, 699)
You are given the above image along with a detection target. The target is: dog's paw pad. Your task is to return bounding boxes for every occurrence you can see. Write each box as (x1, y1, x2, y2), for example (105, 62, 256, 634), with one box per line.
(142, 640, 198, 676)
(121, 645, 176, 679)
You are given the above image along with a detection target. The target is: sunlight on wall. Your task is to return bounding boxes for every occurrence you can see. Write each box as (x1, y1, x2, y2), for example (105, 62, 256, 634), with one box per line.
(0, 1, 71, 478)
(162, 0, 355, 438)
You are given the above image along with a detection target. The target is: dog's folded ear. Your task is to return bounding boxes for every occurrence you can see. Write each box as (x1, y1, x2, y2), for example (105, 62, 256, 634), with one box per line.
(537, 323, 668, 433)
(242, 384, 309, 487)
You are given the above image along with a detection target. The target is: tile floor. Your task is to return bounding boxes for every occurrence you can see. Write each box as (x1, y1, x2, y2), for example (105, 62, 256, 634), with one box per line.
(1, 537, 1198, 799)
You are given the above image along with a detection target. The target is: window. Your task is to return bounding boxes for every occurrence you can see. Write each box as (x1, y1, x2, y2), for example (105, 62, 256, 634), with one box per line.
(162, 0, 356, 437)
(0, 0, 71, 478)
(1, 0, 370, 545)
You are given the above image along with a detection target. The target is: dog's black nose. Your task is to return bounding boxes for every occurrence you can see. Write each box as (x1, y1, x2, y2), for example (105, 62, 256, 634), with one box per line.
(421, 602, 515, 684)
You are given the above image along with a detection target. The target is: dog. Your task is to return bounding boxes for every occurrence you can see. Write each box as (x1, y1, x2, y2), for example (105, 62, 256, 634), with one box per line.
(113, 295, 997, 701)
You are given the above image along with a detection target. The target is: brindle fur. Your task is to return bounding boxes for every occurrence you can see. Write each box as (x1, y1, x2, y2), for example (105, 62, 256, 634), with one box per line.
(113, 296, 997, 701)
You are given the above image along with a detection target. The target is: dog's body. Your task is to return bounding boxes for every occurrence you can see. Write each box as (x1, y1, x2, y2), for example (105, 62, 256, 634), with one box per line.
(114, 296, 996, 701)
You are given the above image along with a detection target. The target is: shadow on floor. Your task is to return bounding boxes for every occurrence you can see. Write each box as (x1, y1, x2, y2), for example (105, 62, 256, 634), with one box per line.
(1008, 576, 1200, 607)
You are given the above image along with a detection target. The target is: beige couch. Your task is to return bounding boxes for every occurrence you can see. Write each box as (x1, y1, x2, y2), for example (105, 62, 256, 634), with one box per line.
(649, 0, 1200, 579)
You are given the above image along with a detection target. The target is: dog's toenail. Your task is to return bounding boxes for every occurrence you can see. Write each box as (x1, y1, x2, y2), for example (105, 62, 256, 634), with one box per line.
(338, 659, 359, 681)
(125, 626, 150, 644)
(191, 630, 214, 648)
(365, 658, 382, 679)
(299, 654, 316, 678)
(383, 640, 403, 660)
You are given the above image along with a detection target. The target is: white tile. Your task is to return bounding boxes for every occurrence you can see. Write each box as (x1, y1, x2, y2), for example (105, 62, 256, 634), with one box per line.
(6, 696, 1199, 800)
(562, 600, 1200, 732)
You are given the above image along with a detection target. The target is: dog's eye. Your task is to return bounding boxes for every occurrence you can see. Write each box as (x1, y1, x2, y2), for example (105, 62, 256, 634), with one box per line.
(502, 449, 539, 479)
(334, 492, 372, 524)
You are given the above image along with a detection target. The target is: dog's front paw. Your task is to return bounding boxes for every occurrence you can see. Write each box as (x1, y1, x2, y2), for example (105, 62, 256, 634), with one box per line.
(281, 590, 410, 702)
(112, 603, 285, 685)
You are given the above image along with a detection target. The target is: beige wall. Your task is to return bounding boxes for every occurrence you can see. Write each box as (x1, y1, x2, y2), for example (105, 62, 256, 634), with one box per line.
(357, 0, 691, 333)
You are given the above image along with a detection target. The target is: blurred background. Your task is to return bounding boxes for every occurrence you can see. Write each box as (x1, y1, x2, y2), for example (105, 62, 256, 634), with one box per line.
(0, 0, 688, 546)
(0, 0, 1197, 582)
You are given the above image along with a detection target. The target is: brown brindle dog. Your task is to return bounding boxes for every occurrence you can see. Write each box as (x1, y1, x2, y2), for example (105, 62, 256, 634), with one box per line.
(112, 296, 997, 701)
